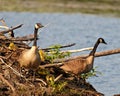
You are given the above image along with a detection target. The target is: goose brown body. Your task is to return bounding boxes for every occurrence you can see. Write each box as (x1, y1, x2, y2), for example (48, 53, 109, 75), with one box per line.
(19, 46, 41, 70)
(61, 56, 94, 75)
(60, 38, 107, 75)
(18, 23, 43, 71)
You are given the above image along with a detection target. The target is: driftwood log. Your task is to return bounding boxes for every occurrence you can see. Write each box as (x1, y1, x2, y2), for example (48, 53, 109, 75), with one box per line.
(79, 48, 120, 58)
(54, 48, 120, 63)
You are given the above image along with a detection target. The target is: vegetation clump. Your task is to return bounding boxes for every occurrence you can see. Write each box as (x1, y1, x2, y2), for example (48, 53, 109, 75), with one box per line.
(45, 44, 71, 63)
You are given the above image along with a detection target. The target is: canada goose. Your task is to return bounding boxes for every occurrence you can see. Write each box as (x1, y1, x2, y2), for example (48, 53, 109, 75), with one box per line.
(18, 23, 43, 79)
(60, 38, 107, 77)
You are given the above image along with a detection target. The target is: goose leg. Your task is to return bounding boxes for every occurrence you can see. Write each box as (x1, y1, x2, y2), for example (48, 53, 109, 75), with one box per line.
(75, 75, 81, 86)
(32, 71, 36, 82)
(19, 67, 24, 83)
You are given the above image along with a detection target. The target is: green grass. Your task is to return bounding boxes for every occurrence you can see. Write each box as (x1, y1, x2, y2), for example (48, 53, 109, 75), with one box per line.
(0, 0, 120, 17)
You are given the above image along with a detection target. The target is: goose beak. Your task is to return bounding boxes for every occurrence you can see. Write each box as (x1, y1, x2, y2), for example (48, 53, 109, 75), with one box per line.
(103, 41, 107, 44)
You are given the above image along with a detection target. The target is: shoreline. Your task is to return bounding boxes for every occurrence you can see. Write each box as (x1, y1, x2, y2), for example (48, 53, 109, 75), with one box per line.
(0, 0, 120, 17)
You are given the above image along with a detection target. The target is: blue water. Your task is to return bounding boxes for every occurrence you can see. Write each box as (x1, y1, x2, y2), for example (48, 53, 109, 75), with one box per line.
(0, 12, 120, 96)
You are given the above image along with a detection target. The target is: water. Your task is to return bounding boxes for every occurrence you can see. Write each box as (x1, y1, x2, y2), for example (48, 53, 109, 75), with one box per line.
(0, 12, 120, 96)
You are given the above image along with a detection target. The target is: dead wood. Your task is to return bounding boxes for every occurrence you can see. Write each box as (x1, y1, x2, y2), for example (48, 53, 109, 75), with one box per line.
(61, 47, 93, 53)
(0, 58, 24, 78)
(59, 48, 120, 63)
(11, 34, 35, 41)
(54, 74, 63, 82)
(0, 38, 30, 48)
(53, 48, 120, 63)
(79, 48, 120, 58)
(42, 43, 76, 51)
(0, 24, 23, 34)
(95, 48, 120, 57)
(0, 73, 16, 95)
(35, 78, 47, 86)
(39, 63, 63, 68)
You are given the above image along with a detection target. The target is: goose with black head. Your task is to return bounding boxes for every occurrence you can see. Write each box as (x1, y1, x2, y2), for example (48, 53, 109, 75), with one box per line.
(60, 38, 107, 78)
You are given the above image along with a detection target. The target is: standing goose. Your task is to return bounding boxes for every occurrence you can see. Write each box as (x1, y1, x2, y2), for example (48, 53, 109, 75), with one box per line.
(60, 38, 107, 77)
(18, 23, 43, 78)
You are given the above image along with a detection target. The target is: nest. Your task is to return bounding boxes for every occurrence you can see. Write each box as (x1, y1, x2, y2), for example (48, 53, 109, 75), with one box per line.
(0, 20, 104, 96)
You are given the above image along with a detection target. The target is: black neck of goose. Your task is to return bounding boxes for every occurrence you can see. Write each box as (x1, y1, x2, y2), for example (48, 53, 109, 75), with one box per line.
(89, 40, 100, 56)
(33, 28, 38, 46)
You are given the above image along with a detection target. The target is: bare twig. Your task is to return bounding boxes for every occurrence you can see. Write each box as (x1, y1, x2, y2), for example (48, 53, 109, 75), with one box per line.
(35, 78, 47, 86)
(60, 47, 93, 53)
(11, 34, 35, 41)
(0, 58, 48, 86)
(0, 58, 37, 86)
(54, 74, 63, 82)
(0, 24, 23, 34)
(0, 73, 16, 94)
(39, 63, 63, 68)
(42, 43, 76, 51)
(0, 58, 25, 78)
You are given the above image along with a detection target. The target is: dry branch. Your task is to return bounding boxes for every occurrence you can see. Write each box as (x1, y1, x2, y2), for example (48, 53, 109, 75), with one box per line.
(0, 73, 16, 94)
(0, 24, 23, 34)
(39, 63, 63, 68)
(54, 74, 63, 82)
(35, 78, 47, 86)
(0, 58, 24, 78)
(54, 48, 120, 62)
(61, 47, 93, 53)
(42, 43, 76, 51)
(71, 48, 120, 60)
(11, 34, 35, 41)
(95, 48, 120, 57)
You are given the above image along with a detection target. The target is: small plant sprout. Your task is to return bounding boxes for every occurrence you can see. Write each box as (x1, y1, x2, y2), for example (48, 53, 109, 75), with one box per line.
(45, 44, 71, 63)
(46, 74, 67, 93)
(81, 67, 102, 79)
